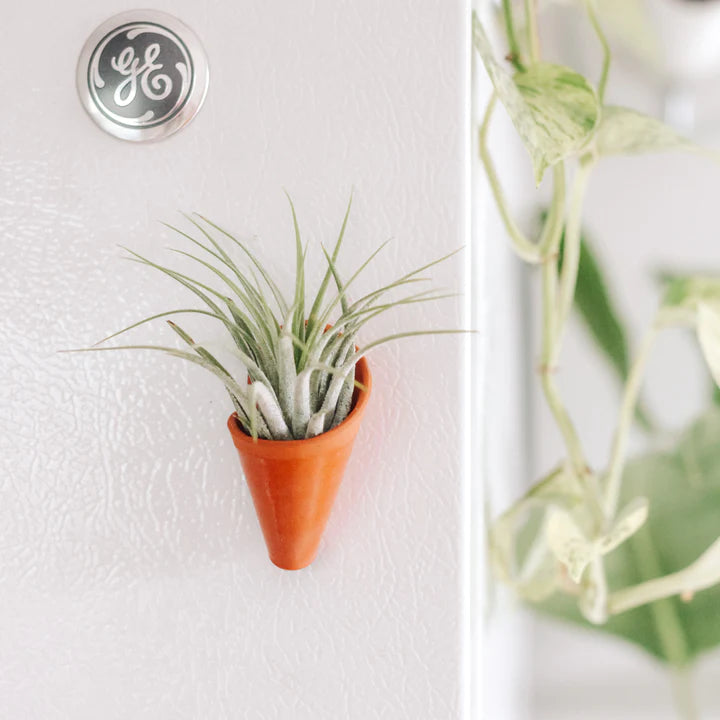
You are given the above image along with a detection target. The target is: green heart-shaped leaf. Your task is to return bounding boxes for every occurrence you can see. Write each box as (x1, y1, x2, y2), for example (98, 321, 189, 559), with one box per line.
(473, 15, 600, 183)
(595, 106, 697, 157)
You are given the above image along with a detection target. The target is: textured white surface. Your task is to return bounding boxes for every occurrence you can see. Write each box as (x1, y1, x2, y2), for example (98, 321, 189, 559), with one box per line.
(0, 2, 469, 718)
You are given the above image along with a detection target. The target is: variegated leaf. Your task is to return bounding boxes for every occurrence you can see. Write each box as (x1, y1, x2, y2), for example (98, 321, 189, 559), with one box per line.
(579, 557, 609, 625)
(539, 410, 720, 662)
(546, 508, 595, 583)
(660, 276, 720, 330)
(594, 106, 696, 157)
(489, 465, 584, 600)
(473, 15, 599, 183)
(597, 496, 649, 555)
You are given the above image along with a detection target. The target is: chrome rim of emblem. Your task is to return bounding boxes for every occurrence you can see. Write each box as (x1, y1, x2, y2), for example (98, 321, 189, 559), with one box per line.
(77, 10, 209, 142)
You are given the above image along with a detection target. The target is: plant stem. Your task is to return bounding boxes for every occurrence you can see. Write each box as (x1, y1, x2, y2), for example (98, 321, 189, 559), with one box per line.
(554, 161, 594, 362)
(538, 164, 566, 258)
(502, 0, 525, 72)
(584, 0, 610, 102)
(635, 538, 690, 667)
(540, 260, 586, 474)
(479, 94, 542, 263)
(608, 534, 720, 614)
(539, 351, 586, 473)
(525, 0, 540, 63)
(626, 528, 695, 719)
(671, 669, 699, 720)
(536, 163, 587, 474)
(604, 323, 660, 517)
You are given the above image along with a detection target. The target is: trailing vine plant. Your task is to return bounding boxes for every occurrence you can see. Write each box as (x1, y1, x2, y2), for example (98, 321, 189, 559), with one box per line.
(475, 2, 720, 715)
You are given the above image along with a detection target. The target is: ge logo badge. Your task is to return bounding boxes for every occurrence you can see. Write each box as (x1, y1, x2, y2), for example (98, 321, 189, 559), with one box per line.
(77, 11, 209, 142)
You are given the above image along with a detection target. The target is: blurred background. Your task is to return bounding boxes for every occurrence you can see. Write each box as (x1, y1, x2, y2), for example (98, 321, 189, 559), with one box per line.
(478, 1, 720, 717)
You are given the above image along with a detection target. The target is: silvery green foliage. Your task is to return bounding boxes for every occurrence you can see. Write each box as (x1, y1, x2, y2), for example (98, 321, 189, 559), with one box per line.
(474, 0, 720, 649)
(86, 197, 458, 440)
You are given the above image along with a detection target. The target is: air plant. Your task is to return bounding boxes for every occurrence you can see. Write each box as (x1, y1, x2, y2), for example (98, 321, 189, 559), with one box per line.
(82, 195, 459, 440)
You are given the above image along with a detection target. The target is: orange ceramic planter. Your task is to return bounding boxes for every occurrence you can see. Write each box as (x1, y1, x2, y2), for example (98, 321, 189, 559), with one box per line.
(227, 357, 372, 570)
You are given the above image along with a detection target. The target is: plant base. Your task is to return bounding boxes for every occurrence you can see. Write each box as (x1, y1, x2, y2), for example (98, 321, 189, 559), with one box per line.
(227, 357, 372, 570)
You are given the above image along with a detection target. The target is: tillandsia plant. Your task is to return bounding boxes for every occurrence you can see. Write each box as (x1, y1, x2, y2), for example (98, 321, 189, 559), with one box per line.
(80, 195, 459, 441)
(475, 1, 720, 715)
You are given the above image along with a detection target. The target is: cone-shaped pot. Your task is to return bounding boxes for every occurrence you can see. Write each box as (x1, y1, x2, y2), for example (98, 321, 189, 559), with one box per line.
(227, 357, 372, 570)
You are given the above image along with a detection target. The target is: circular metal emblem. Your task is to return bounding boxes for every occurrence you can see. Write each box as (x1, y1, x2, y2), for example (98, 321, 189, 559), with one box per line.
(77, 10, 209, 142)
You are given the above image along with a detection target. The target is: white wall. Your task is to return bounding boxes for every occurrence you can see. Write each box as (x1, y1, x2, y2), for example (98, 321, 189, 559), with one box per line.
(0, 3, 471, 718)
